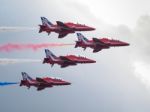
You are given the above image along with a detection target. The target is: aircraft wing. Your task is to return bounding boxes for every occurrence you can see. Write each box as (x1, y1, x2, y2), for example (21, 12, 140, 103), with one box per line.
(92, 38, 106, 45)
(93, 37, 110, 49)
(61, 64, 70, 68)
(59, 56, 76, 67)
(36, 78, 53, 90)
(36, 77, 48, 83)
(37, 86, 45, 91)
(37, 85, 53, 91)
(58, 33, 69, 38)
(93, 47, 102, 52)
(59, 56, 72, 62)
(56, 21, 70, 29)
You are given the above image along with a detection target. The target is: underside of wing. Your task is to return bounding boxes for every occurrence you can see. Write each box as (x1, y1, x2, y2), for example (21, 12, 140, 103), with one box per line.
(37, 86, 45, 91)
(61, 64, 70, 68)
(37, 85, 53, 91)
(58, 33, 69, 38)
(93, 47, 102, 53)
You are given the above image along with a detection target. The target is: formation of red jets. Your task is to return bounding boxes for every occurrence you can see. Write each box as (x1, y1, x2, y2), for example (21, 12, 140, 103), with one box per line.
(10, 17, 130, 91)
(19, 17, 130, 91)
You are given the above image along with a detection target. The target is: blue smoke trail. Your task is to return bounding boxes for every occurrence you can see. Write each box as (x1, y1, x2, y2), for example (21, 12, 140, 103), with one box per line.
(0, 82, 19, 86)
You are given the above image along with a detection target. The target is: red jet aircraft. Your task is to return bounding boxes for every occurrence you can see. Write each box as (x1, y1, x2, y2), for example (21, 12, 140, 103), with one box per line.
(43, 49, 96, 68)
(39, 17, 95, 38)
(75, 33, 130, 53)
(20, 72, 71, 91)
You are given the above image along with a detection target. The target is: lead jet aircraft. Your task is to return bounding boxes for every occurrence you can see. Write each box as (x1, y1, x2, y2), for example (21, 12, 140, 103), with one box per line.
(43, 49, 96, 68)
(20, 72, 71, 91)
(75, 33, 130, 53)
(39, 17, 95, 38)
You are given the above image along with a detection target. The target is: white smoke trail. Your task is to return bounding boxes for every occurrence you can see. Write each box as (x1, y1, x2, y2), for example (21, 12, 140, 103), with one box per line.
(0, 58, 42, 65)
(0, 26, 37, 32)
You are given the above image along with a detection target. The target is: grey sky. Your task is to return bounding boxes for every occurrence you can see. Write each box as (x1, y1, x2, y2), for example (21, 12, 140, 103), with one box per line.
(0, 0, 150, 112)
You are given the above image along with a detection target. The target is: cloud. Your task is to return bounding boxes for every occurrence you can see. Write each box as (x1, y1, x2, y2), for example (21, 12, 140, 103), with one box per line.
(95, 14, 150, 89)
(132, 15, 150, 60)
(133, 61, 150, 89)
(91, 14, 150, 89)
(129, 15, 150, 89)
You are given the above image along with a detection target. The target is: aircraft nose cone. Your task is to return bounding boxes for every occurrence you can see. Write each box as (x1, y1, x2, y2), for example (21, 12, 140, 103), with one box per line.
(90, 59, 96, 63)
(67, 82, 71, 85)
(92, 60, 96, 63)
(89, 27, 95, 31)
(123, 42, 130, 46)
(66, 82, 71, 85)
(126, 43, 130, 46)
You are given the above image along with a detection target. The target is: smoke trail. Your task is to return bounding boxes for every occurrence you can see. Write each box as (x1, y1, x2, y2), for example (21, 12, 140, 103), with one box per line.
(0, 82, 19, 86)
(0, 26, 36, 32)
(0, 43, 74, 52)
(0, 58, 41, 65)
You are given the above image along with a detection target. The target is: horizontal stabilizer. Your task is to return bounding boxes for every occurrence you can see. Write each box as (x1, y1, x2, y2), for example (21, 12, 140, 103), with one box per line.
(39, 28, 42, 33)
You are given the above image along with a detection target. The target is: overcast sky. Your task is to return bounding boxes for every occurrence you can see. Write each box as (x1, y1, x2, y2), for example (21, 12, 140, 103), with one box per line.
(1, 0, 150, 112)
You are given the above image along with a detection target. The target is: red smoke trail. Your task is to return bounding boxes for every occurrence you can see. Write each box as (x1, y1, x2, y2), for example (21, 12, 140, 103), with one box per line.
(0, 43, 74, 52)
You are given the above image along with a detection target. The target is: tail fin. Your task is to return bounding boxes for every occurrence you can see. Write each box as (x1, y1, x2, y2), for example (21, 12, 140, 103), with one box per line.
(41, 17, 53, 27)
(76, 33, 89, 43)
(21, 72, 33, 81)
(45, 49, 58, 61)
